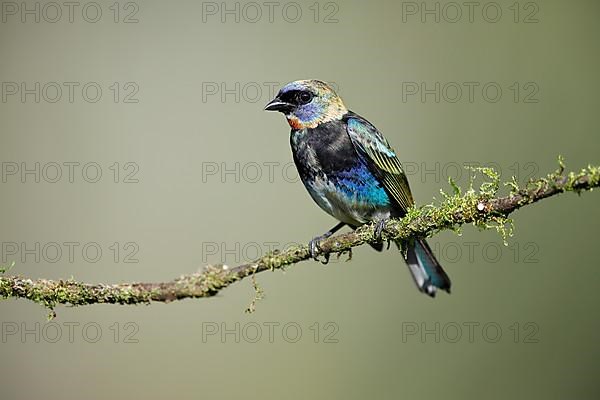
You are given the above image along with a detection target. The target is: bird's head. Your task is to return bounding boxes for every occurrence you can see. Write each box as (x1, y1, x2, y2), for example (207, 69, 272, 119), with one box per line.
(264, 80, 348, 129)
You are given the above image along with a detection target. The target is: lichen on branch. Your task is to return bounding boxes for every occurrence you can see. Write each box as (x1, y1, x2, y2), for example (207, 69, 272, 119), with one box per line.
(1, 159, 598, 317)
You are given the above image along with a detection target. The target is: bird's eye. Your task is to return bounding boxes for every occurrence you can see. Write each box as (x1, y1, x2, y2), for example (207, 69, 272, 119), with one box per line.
(298, 92, 313, 104)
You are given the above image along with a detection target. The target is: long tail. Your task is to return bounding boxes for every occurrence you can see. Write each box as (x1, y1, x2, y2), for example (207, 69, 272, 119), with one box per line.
(403, 238, 451, 297)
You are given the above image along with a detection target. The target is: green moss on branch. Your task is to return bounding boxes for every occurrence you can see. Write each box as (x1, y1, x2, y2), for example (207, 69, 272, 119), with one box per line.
(1, 160, 598, 315)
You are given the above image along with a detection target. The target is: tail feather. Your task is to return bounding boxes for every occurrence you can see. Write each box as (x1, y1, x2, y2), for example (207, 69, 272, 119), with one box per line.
(403, 238, 451, 297)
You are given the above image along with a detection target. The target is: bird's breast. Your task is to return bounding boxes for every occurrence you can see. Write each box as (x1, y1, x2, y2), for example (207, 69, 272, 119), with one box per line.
(290, 126, 392, 225)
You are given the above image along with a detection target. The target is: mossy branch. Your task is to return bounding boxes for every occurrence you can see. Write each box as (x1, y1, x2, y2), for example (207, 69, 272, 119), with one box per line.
(1, 160, 598, 316)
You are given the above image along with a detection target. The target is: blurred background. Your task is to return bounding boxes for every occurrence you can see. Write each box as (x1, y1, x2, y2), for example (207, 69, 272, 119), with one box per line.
(0, 0, 599, 398)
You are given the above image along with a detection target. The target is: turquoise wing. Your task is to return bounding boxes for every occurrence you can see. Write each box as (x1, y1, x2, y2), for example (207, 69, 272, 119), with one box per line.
(345, 114, 414, 212)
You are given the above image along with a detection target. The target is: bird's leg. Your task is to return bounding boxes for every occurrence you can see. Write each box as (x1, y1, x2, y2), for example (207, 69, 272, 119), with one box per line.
(374, 218, 390, 242)
(309, 222, 346, 263)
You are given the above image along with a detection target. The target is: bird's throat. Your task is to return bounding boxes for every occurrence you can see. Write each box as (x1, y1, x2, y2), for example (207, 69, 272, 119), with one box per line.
(286, 115, 315, 130)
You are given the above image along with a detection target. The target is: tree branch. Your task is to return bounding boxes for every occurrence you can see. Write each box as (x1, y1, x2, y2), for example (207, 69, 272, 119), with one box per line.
(1, 161, 598, 314)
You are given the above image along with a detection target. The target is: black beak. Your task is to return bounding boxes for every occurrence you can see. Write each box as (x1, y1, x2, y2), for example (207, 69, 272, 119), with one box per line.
(264, 98, 293, 112)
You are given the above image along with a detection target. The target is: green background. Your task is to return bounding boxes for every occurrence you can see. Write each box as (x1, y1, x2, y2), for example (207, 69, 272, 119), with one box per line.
(1, 0, 599, 398)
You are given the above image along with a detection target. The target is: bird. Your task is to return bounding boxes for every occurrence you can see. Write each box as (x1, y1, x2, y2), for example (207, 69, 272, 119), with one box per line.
(264, 79, 451, 297)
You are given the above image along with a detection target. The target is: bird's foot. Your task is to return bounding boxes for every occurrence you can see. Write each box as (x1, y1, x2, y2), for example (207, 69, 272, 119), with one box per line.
(309, 235, 330, 264)
(374, 218, 389, 242)
(309, 222, 346, 264)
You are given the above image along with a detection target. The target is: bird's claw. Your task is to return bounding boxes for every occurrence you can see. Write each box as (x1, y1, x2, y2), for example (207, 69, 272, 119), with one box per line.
(374, 219, 388, 242)
(309, 236, 330, 264)
(309, 236, 322, 261)
(309, 222, 346, 264)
